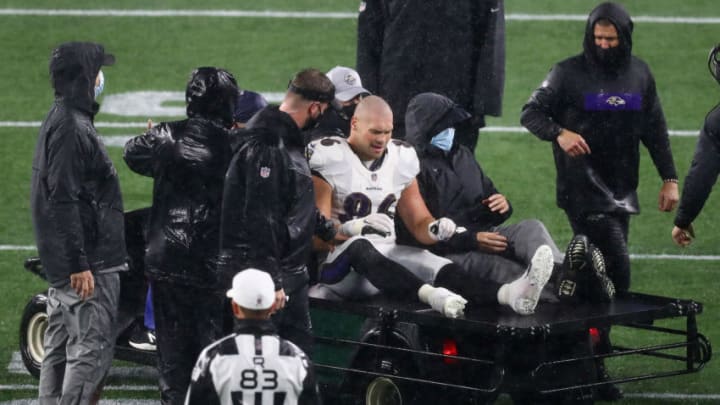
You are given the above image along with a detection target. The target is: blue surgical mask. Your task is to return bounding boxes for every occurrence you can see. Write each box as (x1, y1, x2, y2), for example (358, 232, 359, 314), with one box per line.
(430, 127, 455, 151)
(94, 70, 105, 99)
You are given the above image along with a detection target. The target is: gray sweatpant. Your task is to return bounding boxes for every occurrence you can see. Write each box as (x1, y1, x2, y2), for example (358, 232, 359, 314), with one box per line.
(39, 272, 120, 405)
(447, 219, 562, 301)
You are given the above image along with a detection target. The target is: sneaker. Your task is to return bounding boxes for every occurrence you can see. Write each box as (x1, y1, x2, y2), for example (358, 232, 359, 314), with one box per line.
(556, 234, 589, 302)
(583, 245, 616, 302)
(129, 325, 157, 351)
(501, 245, 554, 315)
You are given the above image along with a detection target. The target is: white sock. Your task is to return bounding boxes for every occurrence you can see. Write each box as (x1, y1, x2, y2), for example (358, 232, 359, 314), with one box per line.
(418, 284, 435, 304)
(418, 284, 467, 318)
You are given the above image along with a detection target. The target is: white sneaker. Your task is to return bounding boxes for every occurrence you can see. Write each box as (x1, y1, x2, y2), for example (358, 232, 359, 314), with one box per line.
(418, 285, 467, 318)
(129, 326, 157, 351)
(499, 245, 554, 315)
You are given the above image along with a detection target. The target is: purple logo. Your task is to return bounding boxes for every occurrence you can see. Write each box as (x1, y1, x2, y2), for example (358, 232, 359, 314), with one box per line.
(260, 167, 271, 178)
(584, 93, 642, 111)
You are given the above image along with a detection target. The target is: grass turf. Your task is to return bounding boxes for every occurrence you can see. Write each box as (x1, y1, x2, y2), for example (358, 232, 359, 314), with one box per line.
(0, 1, 718, 402)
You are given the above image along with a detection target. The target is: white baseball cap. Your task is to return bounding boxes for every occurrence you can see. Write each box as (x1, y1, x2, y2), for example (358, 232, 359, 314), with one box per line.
(326, 66, 370, 102)
(226, 269, 275, 310)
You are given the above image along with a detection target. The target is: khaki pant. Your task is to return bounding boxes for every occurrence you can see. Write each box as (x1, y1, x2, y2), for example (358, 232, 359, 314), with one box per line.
(39, 272, 120, 405)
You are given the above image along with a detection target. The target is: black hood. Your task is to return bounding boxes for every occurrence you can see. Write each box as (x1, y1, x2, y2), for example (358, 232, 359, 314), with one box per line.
(405, 92, 471, 147)
(186, 67, 240, 128)
(245, 105, 305, 148)
(49, 42, 115, 114)
(583, 2, 633, 71)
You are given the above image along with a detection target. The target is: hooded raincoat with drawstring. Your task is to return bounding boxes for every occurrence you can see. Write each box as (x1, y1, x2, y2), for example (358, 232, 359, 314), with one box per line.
(124, 67, 239, 289)
(31, 42, 127, 287)
(400, 92, 511, 254)
(520, 2, 677, 216)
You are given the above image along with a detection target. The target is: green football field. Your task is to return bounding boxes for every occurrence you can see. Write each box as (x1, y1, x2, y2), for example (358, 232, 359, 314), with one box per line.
(1, 1, 718, 403)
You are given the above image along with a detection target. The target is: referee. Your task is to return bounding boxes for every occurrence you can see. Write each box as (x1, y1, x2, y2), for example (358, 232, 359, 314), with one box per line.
(185, 269, 321, 405)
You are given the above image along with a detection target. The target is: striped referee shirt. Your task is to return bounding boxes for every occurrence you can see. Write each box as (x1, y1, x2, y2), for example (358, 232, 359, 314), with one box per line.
(185, 319, 321, 405)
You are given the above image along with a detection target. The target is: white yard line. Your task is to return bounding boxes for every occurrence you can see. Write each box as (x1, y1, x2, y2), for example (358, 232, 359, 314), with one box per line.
(1, 9, 720, 24)
(483, 126, 699, 137)
(630, 254, 720, 261)
(0, 384, 156, 391)
(0, 399, 158, 405)
(0, 122, 701, 137)
(624, 392, 720, 400)
(7, 352, 158, 380)
(0, 245, 36, 251)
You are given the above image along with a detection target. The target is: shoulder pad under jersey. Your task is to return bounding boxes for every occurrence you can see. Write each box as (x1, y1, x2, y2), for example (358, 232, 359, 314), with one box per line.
(388, 139, 420, 189)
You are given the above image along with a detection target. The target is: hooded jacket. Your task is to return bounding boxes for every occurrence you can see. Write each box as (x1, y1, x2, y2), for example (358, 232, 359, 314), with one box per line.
(279, 110, 317, 291)
(357, 0, 505, 137)
(674, 104, 720, 228)
(31, 42, 127, 287)
(399, 93, 511, 254)
(219, 106, 315, 292)
(124, 68, 238, 288)
(520, 2, 677, 215)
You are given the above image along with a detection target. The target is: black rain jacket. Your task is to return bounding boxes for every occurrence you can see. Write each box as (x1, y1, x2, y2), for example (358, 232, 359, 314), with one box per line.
(674, 104, 720, 227)
(124, 67, 238, 288)
(219, 106, 315, 292)
(124, 119, 231, 288)
(399, 93, 511, 254)
(308, 106, 350, 140)
(357, 0, 505, 137)
(31, 42, 127, 287)
(520, 2, 677, 215)
(279, 108, 316, 292)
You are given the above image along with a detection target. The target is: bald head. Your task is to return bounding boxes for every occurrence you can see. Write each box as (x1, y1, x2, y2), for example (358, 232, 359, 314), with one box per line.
(348, 95, 394, 161)
(353, 95, 393, 123)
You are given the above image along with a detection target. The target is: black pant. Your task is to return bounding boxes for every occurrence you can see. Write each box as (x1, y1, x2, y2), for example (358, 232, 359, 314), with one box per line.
(272, 282, 314, 356)
(152, 281, 225, 405)
(566, 211, 631, 293)
(325, 238, 501, 305)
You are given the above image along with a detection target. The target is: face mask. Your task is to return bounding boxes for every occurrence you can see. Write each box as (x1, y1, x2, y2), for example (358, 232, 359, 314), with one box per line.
(430, 127, 455, 151)
(94, 70, 105, 99)
(340, 104, 357, 120)
(302, 104, 324, 131)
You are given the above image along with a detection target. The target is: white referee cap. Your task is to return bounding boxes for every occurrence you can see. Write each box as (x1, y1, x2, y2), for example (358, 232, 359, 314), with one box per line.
(226, 269, 275, 310)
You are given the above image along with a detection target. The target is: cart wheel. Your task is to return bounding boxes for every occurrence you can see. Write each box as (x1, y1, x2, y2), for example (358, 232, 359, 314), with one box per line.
(365, 376, 402, 405)
(19, 293, 48, 379)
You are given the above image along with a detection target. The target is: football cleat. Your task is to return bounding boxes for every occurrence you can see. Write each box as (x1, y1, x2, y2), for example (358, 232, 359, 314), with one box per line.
(583, 245, 616, 302)
(556, 234, 590, 302)
(504, 245, 554, 315)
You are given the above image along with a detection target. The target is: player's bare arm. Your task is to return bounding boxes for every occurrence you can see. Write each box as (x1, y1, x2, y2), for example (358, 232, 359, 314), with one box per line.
(311, 175, 341, 251)
(397, 179, 442, 245)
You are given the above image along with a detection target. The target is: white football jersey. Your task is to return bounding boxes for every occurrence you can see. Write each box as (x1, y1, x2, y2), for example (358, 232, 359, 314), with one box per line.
(308, 136, 419, 241)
